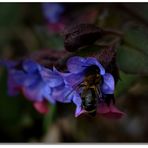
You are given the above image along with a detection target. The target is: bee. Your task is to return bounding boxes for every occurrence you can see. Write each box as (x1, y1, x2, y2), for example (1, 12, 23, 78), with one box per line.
(65, 64, 106, 117)
(78, 65, 103, 116)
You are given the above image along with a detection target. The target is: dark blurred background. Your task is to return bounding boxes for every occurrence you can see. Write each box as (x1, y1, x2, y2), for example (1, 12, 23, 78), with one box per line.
(0, 3, 148, 142)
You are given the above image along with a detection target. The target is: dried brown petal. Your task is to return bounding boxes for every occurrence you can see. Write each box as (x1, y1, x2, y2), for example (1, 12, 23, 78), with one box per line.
(29, 49, 71, 71)
(63, 24, 103, 52)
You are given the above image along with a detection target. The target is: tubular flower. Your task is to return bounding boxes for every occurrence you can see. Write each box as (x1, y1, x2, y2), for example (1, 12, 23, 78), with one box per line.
(0, 59, 66, 114)
(42, 3, 65, 32)
(42, 3, 64, 23)
(97, 94, 125, 119)
(0, 60, 21, 96)
(61, 56, 125, 119)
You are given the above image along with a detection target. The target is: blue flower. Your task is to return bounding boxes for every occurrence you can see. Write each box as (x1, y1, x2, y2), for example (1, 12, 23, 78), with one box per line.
(42, 3, 64, 23)
(17, 60, 64, 104)
(50, 67, 80, 104)
(0, 56, 124, 118)
(57, 56, 116, 117)
(0, 59, 66, 113)
(0, 60, 21, 96)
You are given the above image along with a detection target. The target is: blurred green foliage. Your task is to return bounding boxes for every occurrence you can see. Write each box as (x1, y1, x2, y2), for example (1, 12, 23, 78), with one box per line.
(115, 71, 137, 97)
(0, 3, 22, 26)
(117, 45, 148, 75)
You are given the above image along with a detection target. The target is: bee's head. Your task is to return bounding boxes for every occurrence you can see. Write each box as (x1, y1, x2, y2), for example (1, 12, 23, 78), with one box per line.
(84, 65, 100, 77)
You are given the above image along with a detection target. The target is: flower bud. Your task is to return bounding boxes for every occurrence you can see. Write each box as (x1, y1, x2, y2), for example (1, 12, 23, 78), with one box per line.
(63, 24, 103, 52)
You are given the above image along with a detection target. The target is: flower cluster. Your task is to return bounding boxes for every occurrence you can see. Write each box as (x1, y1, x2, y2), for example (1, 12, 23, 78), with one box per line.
(0, 56, 125, 119)
(0, 59, 68, 114)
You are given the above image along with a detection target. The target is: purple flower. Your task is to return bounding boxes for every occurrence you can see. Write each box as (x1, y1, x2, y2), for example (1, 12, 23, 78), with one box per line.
(0, 56, 125, 118)
(50, 67, 80, 104)
(42, 3, 64, 24)
(58, 56, 124, 118)
(0, 59, 65, 114)
(97, 100, 125, 119)
(0, 60, 21, 96)
(33, 100, 49, 114)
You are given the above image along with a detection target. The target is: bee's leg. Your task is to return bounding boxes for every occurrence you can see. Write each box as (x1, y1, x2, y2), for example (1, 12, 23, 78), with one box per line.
(91, 86, 102, 99)
(78, 81, 87, 87)
(81, 87, 88, 99)
(64, 82, 86, 99)
(69, 80, 85, 94)
(80, 87, 90, 110)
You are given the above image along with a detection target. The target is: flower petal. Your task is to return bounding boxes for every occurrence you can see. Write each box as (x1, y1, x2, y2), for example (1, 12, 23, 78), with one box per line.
(23, 74, 41, 88)
(75, 107, 87, 117)
(11, 66, 41, 88)
(109, 103, 126, 119)
(43, 84, 56, 104)
(22, 87, 42, 101)
(72, 92, 83, 117)
(52, 85, 74, 103)
(33, 100, 49, 114)
(67, 56, 86, 74)
(63, 73, 84, 87)
(7, 76, 21, 96)
(97, 102, 110, 114)
(23, 59, 40, 73)
(22, 82, 52, 102)
(67, 56, 105, 75)
(42, 3, 64, 23)
(101, 73, 115, 94)
(100, 108, 125, 119)
(97, 102, 125, 119)
(7, 69, 28, 96)
(85, 57, 105, 75)
(0, 60, 17, 68)
(72, 92, 82, 107)
(40, 68, 64, 87)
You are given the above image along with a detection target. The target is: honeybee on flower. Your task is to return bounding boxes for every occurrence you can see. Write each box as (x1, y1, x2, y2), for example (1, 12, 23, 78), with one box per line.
(55, 56, 125, 119)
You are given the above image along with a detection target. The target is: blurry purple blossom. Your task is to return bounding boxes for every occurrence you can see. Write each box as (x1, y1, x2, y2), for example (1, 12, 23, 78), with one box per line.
(0, 60, 21, 96)
(0, 59, 66, 114)
(42, 3, 64, 24)
(42, 3, 65, 32)
(0, 55, 125, 119)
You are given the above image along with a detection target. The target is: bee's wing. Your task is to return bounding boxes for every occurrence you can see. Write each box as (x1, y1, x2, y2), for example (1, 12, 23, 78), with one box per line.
(64, 79, 85, 100)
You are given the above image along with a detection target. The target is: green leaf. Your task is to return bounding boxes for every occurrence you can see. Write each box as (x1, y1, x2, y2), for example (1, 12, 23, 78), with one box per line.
(0, 70, 25, 125)
(123, 26, 148, 56)
(122, 4, 148, 25)
(48, 34, 64, 49)
(43, 105, 57, 132)
(34, 26, 64, 50)
(0, 3, 22, 27)
(115, 71, 137, 97)
(117, 45, 148, 75)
